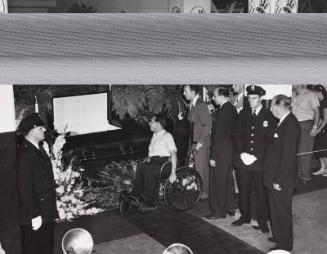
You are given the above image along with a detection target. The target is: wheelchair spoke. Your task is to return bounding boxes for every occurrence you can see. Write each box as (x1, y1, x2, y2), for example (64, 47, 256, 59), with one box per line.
(164, 166, 202, 211)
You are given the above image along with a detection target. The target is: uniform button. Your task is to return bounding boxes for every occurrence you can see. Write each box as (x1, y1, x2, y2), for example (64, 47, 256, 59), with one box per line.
(41, 198, 44, 201)
(251, 126, 255, 129)
(251, 141, 254, 143)
(250, 148, 254, 151)
(251, 134, 254, 137)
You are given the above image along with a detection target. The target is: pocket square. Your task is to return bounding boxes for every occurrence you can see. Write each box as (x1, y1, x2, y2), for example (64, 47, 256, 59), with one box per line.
(274, 132, 278, 138)
(263, 121, 268, 127)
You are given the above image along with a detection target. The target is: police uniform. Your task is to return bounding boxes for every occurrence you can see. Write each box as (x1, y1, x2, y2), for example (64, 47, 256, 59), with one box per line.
(232, 85, 277, 232)
(16, 114, 58, 254)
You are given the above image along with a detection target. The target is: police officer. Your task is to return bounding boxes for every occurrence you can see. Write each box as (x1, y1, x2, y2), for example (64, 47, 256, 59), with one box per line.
(17, 113, 58, 254)
(232, 85, 277, 234)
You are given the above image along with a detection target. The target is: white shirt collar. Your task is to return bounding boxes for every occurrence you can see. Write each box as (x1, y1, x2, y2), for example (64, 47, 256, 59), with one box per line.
(278, 112, 291, 126)
(192, 94, 200, 106)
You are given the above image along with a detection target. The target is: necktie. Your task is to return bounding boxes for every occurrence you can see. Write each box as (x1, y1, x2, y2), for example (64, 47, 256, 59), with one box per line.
(252, 109, 256, 116)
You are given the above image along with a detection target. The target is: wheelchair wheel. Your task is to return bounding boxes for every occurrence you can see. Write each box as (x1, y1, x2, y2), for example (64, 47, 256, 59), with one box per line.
(163, 166, 202, 211)
(119, 198, 132, 216)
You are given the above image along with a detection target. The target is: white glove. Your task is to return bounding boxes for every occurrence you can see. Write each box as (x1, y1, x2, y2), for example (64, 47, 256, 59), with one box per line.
(31, 215, 42, 231)
(273, 183, 282, 191)
(240, 153, 257, 166)
(210, 159, 216, 167)
(0, 242, 5, 254)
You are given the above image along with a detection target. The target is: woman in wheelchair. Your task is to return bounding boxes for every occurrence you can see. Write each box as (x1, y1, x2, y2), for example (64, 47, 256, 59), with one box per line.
(128, 114, 177, 208)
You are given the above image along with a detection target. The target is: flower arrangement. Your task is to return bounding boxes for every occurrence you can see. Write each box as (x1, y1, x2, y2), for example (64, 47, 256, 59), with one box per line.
(43, 134, 103, 221)
(82, 159, 140, 209)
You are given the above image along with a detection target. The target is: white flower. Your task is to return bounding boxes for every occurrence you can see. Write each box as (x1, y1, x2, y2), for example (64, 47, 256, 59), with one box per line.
(78, 209, 86, 216)
(58, 209, 66, 220)
(61, 196, 70, 202)
(72, 172, 80, 178)
(56, 185, 65, 195)
(50, 133, 102, 221)
(66, 212, 74, 220)
(71, 208, 78, 215)
(123, 180, 132, 185)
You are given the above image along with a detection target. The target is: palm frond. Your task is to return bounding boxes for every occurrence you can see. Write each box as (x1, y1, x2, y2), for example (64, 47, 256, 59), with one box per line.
(145, 85, 166, 114)
(112, 86, 146, 119)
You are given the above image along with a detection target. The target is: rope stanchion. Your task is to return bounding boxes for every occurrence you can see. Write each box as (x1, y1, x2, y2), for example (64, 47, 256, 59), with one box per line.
(297, 148, 327, 156)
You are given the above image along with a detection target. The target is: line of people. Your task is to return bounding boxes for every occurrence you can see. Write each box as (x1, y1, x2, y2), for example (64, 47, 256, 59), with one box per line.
(183, 84, 310, 252)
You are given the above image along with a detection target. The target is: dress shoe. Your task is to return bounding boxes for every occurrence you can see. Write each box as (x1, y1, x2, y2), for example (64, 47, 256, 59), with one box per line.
(231, 217, 250, 226)
(268, 237, 276, 243)
(204, 214, 218, 220)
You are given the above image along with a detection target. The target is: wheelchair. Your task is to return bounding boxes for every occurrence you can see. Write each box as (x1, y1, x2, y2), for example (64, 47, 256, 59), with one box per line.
(119, 155, 203, 216)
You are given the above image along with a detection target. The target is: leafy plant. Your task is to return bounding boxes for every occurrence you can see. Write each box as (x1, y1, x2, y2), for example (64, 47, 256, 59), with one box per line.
(112, 85, 147, 119)
(66, 1, 97, 13)
(14, 85, 187, 128)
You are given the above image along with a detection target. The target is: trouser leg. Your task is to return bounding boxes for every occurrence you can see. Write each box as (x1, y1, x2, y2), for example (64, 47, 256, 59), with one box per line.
(298, 121, 314, 181)
(226, 166, 235, 213)
(209, 161, 230, 216)
(252, 170, 269, 228)
(22, 222, 54, 254)
(194, 145, 210, 196)
(268, 189, 294, 251)
(142, 157, 168, 205)
(209, 164, 219, 215)
(132, 163, 146, 196)
(236, 169, 251, 221)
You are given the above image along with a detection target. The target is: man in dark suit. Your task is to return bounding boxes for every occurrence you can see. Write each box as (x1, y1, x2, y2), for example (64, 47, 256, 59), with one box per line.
(205, 87, 238, 219)
(232, 85, 277, 234)
(17, 113, 58, 254)
(264, 95, 300, 252)
(183, 85, 212, 199)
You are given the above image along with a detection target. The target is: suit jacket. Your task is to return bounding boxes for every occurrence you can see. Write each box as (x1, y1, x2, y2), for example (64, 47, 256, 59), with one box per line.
(187, 97, 212, 147)
(17, 139, 58, 226)
(263, 113, 300, 190)
(210, 101, 238, 162)
(234, 106, 277, 171)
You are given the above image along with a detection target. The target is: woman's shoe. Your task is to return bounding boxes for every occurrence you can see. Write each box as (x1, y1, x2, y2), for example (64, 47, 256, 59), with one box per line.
(313, 168, 327, 175)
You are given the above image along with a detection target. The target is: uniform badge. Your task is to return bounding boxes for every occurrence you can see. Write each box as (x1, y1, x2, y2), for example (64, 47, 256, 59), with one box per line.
(274, 132, 279, 138)
(263, 121, 268, 127)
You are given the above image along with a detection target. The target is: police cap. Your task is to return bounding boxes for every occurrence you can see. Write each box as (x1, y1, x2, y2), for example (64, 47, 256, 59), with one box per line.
(18, 113, 45, 135)
(246, 85, 266, 96)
